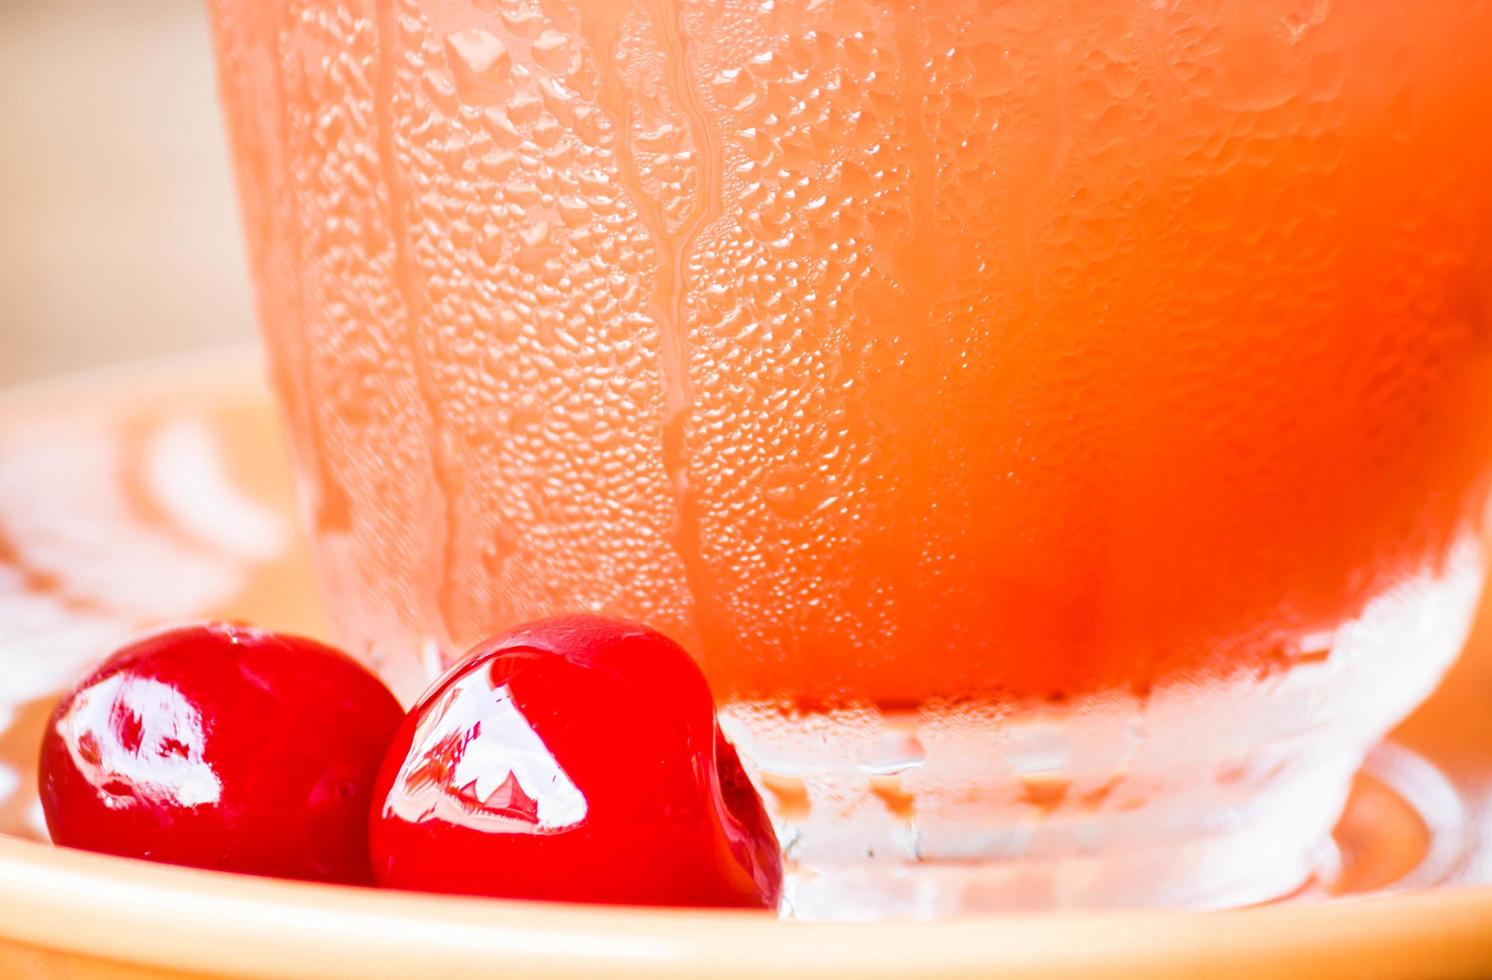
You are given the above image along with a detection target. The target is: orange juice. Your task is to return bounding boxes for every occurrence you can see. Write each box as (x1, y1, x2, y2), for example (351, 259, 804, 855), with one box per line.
(212, 0, 1492, 911)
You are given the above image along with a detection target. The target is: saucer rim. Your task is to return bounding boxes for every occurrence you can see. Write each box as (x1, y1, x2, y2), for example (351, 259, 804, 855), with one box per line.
(3, 833, 1492, 979)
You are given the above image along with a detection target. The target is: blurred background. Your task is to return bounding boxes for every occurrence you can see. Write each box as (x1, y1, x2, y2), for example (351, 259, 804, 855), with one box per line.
(0, 0, 254, 386)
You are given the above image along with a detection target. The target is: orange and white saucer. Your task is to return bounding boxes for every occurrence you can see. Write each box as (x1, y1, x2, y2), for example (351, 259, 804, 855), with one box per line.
(1, 351, 1490, 979)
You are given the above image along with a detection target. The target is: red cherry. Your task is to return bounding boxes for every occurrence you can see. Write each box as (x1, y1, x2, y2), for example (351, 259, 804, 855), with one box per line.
(39, 623, 403, 884)
(368, 616, 783, 909)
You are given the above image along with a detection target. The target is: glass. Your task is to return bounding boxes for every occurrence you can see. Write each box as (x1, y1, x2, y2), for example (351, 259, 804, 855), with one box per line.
(210, 0, 1492, 916)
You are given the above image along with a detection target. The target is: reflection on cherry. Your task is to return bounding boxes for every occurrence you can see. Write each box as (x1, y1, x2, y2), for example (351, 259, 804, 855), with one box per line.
(38, 623, 403, 884)
(369, 616, 783, 910)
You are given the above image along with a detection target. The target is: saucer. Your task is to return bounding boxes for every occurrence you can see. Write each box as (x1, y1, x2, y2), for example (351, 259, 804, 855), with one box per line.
(1, 349, 1490, 978)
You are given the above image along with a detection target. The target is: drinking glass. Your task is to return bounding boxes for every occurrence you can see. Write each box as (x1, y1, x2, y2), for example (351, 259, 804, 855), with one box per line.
(210, 0, 1492, 916)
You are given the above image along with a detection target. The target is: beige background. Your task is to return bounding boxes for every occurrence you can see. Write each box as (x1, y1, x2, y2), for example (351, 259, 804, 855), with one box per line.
(0, 0, 255, 386)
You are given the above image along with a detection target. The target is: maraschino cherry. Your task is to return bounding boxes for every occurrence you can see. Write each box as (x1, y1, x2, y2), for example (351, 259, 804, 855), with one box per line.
(368, 616, 782, 909)
(39, 623, 403, 884)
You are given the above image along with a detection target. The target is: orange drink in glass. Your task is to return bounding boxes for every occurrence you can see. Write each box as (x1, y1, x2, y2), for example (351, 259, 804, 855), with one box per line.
(211, 0, 1492, 914)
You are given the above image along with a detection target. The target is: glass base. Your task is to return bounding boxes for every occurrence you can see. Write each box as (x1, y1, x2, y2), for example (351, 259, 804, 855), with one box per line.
(774, 741, 1463, 919)
(721, 538, 1484, 919)
(777, 753, 1348, 918)
(733, 708, 1367, 919)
